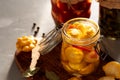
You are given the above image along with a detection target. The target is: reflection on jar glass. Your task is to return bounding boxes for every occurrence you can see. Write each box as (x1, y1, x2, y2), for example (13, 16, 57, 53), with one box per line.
(61, 18, 100, 76)
(51, 0, 92, 28)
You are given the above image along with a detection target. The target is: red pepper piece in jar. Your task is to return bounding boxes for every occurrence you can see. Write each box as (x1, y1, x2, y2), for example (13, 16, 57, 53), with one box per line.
(72, 45, 91, 52)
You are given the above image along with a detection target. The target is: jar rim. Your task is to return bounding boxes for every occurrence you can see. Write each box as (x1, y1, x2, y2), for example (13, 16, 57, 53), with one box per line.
(62, 18, 100, 45)
(97, 0, 120, 3)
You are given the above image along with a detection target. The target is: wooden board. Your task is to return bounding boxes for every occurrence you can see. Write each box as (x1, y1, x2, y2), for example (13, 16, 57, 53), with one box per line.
(15, 43, 107, 80)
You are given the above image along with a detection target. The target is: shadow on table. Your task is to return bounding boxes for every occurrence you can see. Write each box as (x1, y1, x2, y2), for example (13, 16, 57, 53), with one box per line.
(7, 59, 25, 80)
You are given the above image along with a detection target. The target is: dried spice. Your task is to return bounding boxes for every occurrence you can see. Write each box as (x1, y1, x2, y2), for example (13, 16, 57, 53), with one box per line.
(32, 23, 36, 31)
(42, 33, 45, 38)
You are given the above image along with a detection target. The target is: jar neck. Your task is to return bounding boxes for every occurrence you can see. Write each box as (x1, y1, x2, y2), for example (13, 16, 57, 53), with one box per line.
(62, 30, 100, 46)
(62, 18, 100, 46)
(97, 0, 120, 9)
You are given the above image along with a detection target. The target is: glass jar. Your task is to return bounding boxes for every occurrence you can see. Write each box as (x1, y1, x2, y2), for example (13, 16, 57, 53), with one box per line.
(98, 0, 120, 39)
(51, 0, 92, 28)
(97, 0, 120, 62)
(61, 18, 100, 76)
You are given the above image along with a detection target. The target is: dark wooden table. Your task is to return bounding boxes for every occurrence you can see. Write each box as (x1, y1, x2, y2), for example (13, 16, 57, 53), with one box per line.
(15, 43, 107, 80)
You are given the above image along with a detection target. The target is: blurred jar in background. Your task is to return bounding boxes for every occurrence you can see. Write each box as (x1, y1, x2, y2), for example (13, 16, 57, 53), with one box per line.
(51, 0, 92, 28)
(97, 0, 120, 62)
(98, 0, 120, 39)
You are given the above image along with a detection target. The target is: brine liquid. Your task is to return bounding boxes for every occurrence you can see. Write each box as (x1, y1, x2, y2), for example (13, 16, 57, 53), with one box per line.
(51, 0, 92, 27)
(61, 41, 99, 75)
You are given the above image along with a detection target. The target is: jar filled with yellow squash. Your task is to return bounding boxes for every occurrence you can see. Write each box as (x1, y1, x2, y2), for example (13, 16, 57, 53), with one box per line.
(61, 18, 100, 76)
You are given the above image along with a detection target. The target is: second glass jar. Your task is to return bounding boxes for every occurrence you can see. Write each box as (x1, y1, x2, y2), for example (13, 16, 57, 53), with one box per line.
(51, 0, 92, 28)
(61, 18, 100, 76)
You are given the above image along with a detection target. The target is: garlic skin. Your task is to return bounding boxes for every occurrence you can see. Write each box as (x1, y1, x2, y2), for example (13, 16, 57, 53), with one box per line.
(30, 37, 42, 71)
